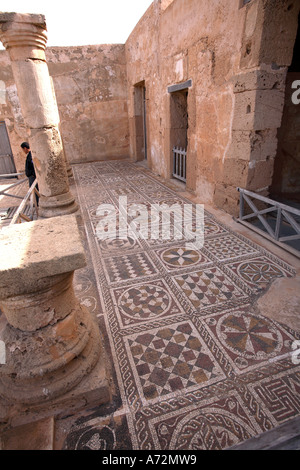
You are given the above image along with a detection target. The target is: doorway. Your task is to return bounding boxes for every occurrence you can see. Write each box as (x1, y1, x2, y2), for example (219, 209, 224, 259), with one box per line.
(0, 121, 16, 176)
(169, 89, 188, 183)
(133, 82, 148, 161)
(270, 13, 300, 206)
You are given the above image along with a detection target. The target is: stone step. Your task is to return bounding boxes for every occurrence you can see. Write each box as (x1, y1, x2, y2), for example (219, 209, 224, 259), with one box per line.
(0, 417, 54, 450)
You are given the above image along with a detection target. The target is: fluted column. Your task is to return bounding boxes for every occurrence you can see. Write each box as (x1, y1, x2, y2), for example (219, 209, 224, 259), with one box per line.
(0, 12, 77, 217)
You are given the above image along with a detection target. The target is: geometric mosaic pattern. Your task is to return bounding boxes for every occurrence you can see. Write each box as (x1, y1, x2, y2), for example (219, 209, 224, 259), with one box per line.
(160, 246, 202, 267)
(204, 234, 260, 261)
(250, 373, 300, 423)
(103, 252, 157, 284)
(127, 321, 225, 403)
(156, 245, 210, 270)
(153, 393, 259, 450)
(174, 267, 246, 310)
(58, 161, 300, 451)
(111, 279, 182, 328)
(224, 256, 293, 292)
(204, 305, 297, 374)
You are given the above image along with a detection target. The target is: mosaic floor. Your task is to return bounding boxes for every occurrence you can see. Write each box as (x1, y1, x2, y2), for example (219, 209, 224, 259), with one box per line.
(57, 161, 300, 450)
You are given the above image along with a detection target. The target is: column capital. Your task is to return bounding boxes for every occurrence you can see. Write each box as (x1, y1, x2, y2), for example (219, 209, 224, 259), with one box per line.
(0, 12, 47, 60)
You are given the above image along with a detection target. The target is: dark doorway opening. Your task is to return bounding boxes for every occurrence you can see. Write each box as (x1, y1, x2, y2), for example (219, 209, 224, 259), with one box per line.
(270, 13, 300, 207)
(267, 13, 300, 253)
(134, 82, 147, 161)
(169, 89, 188, 183)
(0, 121, 17, 177)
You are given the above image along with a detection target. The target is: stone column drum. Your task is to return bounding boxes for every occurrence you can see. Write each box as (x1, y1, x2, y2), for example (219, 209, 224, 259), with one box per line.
(0, 12, 77, 218)
(0, 216, 106, 405)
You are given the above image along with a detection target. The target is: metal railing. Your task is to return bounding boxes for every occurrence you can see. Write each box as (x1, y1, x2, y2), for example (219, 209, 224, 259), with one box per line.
(235, 187, 300, 257)
(172, 147, 187, 183)
(0, 175, 26, 201)
(0, 172, 24, 180)
(10, 179, 39, 224)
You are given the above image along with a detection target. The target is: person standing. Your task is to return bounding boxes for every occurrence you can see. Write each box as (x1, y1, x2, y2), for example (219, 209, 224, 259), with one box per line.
(20, 141, 39, 205)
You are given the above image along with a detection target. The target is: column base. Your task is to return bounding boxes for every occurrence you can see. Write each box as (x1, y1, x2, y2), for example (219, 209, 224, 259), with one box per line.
(0, 305, 103, 405)
(0, 306, 111, 430)
(0, 347, 111, 431)
(39, 191, 78, 218)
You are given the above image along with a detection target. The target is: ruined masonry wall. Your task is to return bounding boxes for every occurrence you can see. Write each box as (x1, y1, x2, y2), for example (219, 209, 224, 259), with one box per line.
(0, 0, 299, 216)
(0, 44, 130, 171)
(125, 0, 299, 215)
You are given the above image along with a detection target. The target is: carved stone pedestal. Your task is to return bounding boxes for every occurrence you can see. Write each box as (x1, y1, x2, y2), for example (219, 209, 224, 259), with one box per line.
(0, 215, 110, 426)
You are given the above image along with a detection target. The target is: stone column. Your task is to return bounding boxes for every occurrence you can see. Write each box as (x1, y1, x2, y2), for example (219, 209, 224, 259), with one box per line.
(0, 216, 109, 407)
(0, 12, 77, 217)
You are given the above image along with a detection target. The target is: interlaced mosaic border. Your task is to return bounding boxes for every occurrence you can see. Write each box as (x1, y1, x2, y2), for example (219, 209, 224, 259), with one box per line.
(67, 161, 300, 451)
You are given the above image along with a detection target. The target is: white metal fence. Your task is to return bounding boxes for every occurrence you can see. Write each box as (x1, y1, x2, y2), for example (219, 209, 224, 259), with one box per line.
(172, 147, 187, 183)
(236, 187, 300, 258)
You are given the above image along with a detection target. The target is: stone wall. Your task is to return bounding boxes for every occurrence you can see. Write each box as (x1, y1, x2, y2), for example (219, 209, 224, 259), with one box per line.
(0, 0, 299, 216)
(0, 50, 25, 172)
(229, 0, 299, 208)
(46, 45, 129, 165)
(125, 0, 299, 214)
(0, 43, 129, 171)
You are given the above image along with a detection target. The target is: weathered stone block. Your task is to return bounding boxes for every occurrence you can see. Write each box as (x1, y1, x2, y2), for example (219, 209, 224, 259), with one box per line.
(0, 417, 54, 450)
(222, 158, 249, 187)
(229, 130, 252, 161)
(232, 89, 285, 131)
(254, 89, 285, 130)
(247, 158, 275, 191)
(249, 128, 278, 161)
(214, 183, 240, 217)
(233, 69, 287, 94)
(0, 215, 85, 300)
(0, 215, 108, 406)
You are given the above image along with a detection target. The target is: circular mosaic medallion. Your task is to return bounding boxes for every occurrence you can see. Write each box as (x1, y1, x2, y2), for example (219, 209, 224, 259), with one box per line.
(99, 236, 136, 252)
(75, 425, 116, 450)
(204, 219, 223, 235)
(217, 312, 283, 360)
(119, 284, 171, 320)
(169, 408, 254, 450)
(80, 296, 97, 312)
(238, 261, 284, 284)
(89, 205, 116, 219)
(161, 246, 201, 268)
(74, 273, 92, 295)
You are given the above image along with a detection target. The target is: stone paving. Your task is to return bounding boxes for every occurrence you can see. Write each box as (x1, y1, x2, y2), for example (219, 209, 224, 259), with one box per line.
(54, 160, 300, 450)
